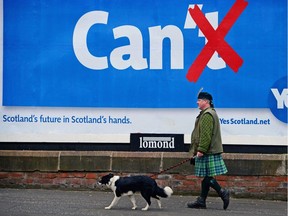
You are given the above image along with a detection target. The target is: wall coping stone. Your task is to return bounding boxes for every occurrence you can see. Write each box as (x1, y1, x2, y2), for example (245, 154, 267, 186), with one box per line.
(0, 150, 287, 176)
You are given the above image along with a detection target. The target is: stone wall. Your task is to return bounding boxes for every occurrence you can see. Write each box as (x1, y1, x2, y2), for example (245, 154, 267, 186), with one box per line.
(0, 151, 287, 200)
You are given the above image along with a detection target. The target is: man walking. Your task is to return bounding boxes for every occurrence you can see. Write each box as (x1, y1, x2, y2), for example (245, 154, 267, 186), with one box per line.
(187, 92, 230, 210)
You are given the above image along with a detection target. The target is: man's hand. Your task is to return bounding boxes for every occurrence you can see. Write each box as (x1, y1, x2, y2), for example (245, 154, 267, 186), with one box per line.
(197, 151, 204, 157)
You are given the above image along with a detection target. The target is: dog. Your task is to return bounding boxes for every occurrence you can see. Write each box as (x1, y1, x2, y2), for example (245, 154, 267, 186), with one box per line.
(98, 173, 173, 211)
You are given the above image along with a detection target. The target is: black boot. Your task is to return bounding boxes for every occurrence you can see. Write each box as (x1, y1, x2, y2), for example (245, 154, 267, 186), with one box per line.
(187, 197, 206, 209)
(219, 189, 230, 210)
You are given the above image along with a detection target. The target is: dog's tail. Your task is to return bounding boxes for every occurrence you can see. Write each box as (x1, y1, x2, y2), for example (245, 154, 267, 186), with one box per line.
(156, 186, 173, 198)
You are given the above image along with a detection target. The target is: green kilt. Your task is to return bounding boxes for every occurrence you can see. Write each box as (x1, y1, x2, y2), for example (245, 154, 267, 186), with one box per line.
(195, 154, 227, 177)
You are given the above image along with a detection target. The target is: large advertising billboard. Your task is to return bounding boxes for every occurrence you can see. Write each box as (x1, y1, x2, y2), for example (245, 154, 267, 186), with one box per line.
(1, 0, 287, 145)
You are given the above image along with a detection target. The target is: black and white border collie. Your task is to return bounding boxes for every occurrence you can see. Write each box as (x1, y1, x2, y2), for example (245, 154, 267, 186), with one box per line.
(98, 173, 173, 211)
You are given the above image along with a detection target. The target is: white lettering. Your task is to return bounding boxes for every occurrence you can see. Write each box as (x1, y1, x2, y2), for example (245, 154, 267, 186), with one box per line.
(73, 7, 224, 72)
(271, 88, 288, 109)
(184, 4, 203, 29)
(149, 26, 184, 69)
(111, 25, 148, 70)
(203, 12, 226, 70)
(73, 11, 109, 69)
(184, 5, 225, 70)
(139, 137, 175, 149)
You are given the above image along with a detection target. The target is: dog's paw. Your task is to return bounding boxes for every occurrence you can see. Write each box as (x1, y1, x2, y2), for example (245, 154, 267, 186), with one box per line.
(141, 203, 149, 211)
(105, 206, 111, 210)
(132, 206, 137, 210)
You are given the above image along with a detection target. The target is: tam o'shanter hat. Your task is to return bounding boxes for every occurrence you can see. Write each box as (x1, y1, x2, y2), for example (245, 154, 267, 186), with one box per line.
(198, 92, 213, 101)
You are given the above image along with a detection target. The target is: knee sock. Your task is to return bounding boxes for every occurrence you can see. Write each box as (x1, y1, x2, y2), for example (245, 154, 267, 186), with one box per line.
(209, 177, 222, 194)
(201, 177, 223, 198)
(200, 177, 211, 198)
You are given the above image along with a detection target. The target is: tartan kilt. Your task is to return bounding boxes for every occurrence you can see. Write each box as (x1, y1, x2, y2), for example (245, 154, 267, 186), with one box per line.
(194, 154, 228, 177)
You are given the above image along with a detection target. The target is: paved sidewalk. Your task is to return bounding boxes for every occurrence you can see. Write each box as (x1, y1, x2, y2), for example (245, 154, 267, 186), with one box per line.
(0, 188, 287, 216)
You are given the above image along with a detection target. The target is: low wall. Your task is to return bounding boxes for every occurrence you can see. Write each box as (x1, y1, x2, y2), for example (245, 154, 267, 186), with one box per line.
(0, 151, 287, 200)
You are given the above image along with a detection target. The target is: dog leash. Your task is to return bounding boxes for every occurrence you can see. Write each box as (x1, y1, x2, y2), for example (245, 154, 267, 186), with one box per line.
(150, 157, 194, 179)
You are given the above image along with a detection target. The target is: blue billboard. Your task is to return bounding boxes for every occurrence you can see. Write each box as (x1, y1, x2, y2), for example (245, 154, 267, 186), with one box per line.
(3, 0, 287, 109)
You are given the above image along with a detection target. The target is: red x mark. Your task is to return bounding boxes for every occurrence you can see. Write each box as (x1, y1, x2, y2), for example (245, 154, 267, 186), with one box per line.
(186, 0, 248, 82)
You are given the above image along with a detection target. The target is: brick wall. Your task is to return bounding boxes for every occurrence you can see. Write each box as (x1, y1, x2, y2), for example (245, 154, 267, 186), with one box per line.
(0, 151, 287, 200)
